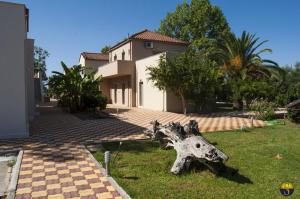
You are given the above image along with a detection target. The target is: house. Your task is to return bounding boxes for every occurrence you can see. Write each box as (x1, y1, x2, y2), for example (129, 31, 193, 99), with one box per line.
(0, 1, 35, 138)
(79, 52, 109, 75)
(81, 29, 188, 112)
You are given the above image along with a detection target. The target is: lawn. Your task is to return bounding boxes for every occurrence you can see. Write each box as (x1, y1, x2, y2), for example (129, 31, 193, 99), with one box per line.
(93, 122, 300, 199)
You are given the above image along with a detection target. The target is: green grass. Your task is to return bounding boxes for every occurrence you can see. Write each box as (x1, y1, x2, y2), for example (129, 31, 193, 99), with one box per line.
(93, 122, 300, 199)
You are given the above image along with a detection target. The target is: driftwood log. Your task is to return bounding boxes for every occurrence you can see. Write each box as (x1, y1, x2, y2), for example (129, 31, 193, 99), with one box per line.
(144, 120, 229, 174)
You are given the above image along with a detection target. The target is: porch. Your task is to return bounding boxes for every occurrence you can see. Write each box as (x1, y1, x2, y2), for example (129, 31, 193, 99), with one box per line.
(95, 60, 136, 107)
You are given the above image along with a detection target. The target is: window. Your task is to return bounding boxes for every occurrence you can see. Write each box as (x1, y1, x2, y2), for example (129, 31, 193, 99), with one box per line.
(122, 83, 125, 104)
(122, 51, 125, 60)
(114, 84, 117, 103)
(144, 41, 153, 49)
(139, 81, 143, 106)
(114, 54, 117, 61)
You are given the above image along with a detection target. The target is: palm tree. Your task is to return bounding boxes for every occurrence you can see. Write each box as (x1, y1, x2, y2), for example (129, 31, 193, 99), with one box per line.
(217, 31, 283, 109)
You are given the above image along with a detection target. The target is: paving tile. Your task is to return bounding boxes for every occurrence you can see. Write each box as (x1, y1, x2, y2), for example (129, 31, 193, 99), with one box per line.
(0, 102, 265, 199)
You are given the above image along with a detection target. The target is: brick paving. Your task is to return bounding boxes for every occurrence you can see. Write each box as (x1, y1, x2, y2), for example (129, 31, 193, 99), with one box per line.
(105, 105, 265, 133)
(0, 103, 265, 199)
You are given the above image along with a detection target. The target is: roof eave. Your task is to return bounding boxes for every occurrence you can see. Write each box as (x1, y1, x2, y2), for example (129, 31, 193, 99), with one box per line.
(109, 38, 131, 52)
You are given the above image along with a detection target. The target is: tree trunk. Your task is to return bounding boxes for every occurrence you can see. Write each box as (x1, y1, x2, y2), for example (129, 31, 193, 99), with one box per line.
(179, 93, 187, 115)
(144, 120, 229, 175)
(233, 100, 242, 110)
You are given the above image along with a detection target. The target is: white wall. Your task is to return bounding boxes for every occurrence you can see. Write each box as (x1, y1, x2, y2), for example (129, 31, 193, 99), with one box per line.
(0, 2, 31, 138)
(135, 53, 166, 111)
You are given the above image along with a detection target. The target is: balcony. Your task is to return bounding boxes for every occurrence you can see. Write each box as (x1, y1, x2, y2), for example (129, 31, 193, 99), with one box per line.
(95, 60, 135, 78)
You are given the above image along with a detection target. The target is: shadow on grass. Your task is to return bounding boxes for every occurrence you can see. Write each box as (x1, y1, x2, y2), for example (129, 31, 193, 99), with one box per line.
(218, 166, 253, 184)
(122, 176, 139, 180)
(188, 161, 253, 184)
(102, 140, 159, 154)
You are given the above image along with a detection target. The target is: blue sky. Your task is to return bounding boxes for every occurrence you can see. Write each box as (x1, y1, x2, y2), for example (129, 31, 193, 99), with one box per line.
(10, 0, 300, 76)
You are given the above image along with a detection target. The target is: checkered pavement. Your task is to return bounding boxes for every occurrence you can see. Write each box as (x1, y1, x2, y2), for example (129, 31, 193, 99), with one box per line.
(0, 103, 265, 199)
(104, 105, 265, 133)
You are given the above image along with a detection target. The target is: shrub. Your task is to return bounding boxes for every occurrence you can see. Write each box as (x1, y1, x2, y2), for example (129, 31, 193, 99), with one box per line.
(249, 99, 275, 121)
(81, 94, 107, 111)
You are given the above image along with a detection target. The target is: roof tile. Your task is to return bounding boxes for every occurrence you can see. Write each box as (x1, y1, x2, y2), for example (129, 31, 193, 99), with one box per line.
(81, 52, 109, 61)
(132, 30, 187, 44)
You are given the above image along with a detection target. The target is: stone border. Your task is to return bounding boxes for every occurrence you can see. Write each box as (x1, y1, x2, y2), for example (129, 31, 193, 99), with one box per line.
(83, 146, 132, 199)
(0, 149, 23, 199)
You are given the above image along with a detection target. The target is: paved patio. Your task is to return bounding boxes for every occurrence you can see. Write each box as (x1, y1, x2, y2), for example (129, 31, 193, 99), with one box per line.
(0, 103, 264, 199)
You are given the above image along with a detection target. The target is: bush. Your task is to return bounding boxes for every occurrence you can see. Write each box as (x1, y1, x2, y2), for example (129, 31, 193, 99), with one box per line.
(48, 62, 107, 113)
(287, 109, 300, 122)
(249, 99, 275, 121)
(275, 83, 300, 107)
(81, 94, 107, 111)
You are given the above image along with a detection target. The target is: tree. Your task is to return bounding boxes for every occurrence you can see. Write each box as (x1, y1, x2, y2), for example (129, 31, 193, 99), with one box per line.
(157, 0, 230, 53)
(217, 31, 282, 109)
(101, 46, 110, 54)
(34, 46, 49, 81)
(48, 62, 107, 112)
(274, 62, 300, 106)
(147, 51, 219, 114)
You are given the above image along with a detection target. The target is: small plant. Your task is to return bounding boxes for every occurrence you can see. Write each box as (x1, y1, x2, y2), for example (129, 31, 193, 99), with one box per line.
(7, 160, 16, 167)
(249, 98, 275, 121)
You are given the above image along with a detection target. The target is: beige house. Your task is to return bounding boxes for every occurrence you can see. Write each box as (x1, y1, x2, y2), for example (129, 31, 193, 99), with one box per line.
(79, 52, 109, 75)
(0, 1, 35, 138)
(81, 29, 188, 112)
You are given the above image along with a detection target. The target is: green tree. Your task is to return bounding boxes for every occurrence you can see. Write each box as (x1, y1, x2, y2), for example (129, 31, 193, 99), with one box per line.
(48, 62, 107, 112)
(217, 31, 282, 109)
(157, 0, 230, 52)
(147, 51, 219, 114)
(274, 63, 300, 106)
(101, 46, 110, 54)
(34, 46, 49, 81)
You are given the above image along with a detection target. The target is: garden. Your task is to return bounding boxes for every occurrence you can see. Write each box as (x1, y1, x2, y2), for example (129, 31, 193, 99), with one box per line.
(93, 122, 300, 199)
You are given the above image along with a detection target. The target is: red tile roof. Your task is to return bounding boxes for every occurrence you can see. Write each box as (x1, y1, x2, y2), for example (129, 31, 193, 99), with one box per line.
(110, 29, 187, 51)
(131, 29, 187, 44)
(81, 52, 109, 61)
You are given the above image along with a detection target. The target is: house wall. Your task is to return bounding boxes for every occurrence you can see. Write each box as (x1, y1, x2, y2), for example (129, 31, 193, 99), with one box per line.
(135, 53, 167, 111)
(166, 91, 184, 113)
(25, 39, 35, 121)
(79, 55, 108, 75)
(109, 42, 131, 62)
(132, 40, 186, 61)
(109, 40, 186, 63)
(0, 2, 32, 138)
(135, 52, 185, 112)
